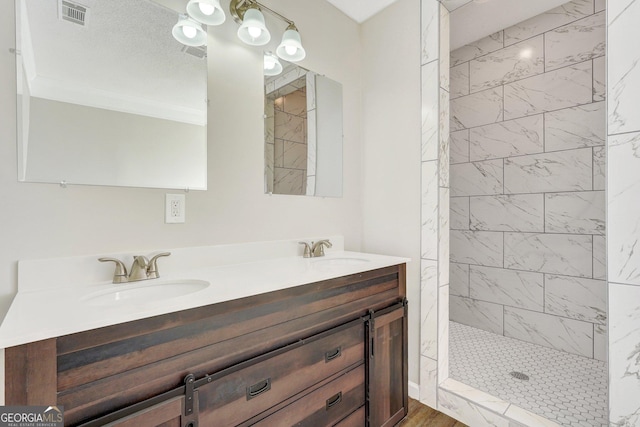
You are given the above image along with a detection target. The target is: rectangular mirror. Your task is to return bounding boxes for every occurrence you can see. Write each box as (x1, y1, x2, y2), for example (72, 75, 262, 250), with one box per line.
(15, 0, 208, 190)
(264, 58, 343, 197)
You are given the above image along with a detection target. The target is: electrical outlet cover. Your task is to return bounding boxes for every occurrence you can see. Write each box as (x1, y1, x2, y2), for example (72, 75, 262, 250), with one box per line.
(165, 194, 186, 223)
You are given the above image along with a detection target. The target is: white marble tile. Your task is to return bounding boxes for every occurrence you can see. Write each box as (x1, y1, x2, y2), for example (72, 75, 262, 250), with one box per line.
(422, 160, 439, 260)
(450, 262, 469, 297)
(470, 265, 544, 311)
(504, 306, 593, 357)
(438, 285, 449, 379)
(609, 283, 640, 426)
(593, 235, 606, 280)
(450, 62, 469, 100)
(544, 102, 605, 152)
(504, 148, 592, 194)
(470, 115, 544, 161)
(593, 323, 606, 362)
(608, 132, 640, 286)
(274, 112, 305, 143)
(593, 146, 605, 191)
(306, 110, 317, 176)
(505, 405, 563, 427)
(305, 72, 316, 111)
(545, 274, 607, 324)
(440, 378, 511, 415)
(305, 175, 315, 196)
(450, 129, 469, 164)
(608, 0, 640, 134)
(545, 191, 605, 235)
(438, 387, 510, 427)
(545, 11, 606, 71)
(470, 194, 544, 232)
(451, 159, 503, 197)
(450, 230, 504, 268)
(273, 168, 304, 195)
(282, 141, 307, 169)
(422, 61, 439, 161)
(439, 88, 450, 188)
(450, 196, 469, 230)
(593, 56, 606, 102)
(595, 0, 605, 12)
(421, 259, 438, 359)
(504, 232, 593, 278)
(503, 0, 594, 47)
(439, 4, 450, 91)
(419, 355, 438, 408)
(450, 31, 504, 67)
(451, 87, 503, 131)
(421, 0, 439, 65)
(440, 0, 473, 13)
(265, 143, 274, 194)
(450, 295, 504, 335)
(503, 62, 592, 120)
(470, 36, 544, 93)
(439, 187, 450, 285)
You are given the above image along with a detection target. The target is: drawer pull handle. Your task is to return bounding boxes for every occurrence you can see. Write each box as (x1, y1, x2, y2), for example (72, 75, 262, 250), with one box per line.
(326, 392, 342, 410)
(246, 378, 271, 400)
(324, 346, 342, 362)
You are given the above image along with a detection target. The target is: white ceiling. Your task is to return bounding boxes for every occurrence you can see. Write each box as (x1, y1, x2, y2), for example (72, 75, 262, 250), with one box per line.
(325, 0, 400, 23)
(19, 0, 207, 125)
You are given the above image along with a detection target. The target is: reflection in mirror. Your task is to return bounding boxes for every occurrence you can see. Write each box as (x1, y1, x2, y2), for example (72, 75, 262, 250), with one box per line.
(15, 0, 208, 190)
(264, 57, 343, 197)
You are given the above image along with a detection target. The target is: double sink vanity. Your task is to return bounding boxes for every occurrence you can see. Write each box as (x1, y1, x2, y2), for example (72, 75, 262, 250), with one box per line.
(0, 237, 409, 426)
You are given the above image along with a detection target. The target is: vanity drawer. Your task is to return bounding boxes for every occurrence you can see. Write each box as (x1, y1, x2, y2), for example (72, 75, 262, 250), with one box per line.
(198, 321, 365, 426)
(335, 405, 365, 427)
(252, 364, 365, 427)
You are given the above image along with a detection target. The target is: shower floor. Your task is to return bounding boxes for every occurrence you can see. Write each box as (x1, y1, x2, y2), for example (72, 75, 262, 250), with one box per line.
(449, 321, 607, 427)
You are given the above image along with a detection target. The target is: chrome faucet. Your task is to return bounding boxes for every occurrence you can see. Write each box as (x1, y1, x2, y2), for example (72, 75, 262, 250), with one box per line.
(298, 239, 332, 258)
(99, 252, 171, 284)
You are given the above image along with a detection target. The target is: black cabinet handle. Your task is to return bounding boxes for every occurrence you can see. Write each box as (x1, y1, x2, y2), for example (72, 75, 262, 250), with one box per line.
(324, 346, 342, 362)
(246, 378, 271, 400)
(325, 392, 342, 410)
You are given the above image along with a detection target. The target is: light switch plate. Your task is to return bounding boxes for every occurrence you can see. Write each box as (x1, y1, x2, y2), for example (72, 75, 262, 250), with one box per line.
(165, 194, 186, 224)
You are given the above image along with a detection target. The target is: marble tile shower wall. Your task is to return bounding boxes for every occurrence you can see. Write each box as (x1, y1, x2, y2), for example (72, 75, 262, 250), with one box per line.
(273, 89, 308, 195)
(448, 0, 606, 360)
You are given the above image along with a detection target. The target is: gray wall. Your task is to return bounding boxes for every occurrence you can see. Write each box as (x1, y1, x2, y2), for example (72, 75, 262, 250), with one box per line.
(448, 1, 606, 359)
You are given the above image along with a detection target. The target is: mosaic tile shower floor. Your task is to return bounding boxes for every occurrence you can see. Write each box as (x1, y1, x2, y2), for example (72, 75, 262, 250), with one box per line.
(449, 321, 607, 426)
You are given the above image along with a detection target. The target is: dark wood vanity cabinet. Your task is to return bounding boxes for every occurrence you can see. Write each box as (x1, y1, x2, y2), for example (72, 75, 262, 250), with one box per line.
(5, 264, 407, 427)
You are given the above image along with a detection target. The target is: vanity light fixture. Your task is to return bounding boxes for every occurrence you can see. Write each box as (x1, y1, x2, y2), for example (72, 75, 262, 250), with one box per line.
(263, 52, 283, 76)
(237, 5, 271, 46)
(186, 0, 226, 26)
(230, 0, 306, 62)
(172, 14, 208, 47)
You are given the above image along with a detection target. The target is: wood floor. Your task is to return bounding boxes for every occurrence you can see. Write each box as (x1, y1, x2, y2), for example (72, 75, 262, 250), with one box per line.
(399, 398, 467, 427)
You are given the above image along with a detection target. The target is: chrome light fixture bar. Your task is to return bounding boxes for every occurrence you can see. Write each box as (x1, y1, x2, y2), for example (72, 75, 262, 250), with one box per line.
(230, 0, 306, 61)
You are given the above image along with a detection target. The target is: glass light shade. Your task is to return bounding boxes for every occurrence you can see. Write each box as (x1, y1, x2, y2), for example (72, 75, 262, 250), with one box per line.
(237, 8, 270, 46)
(276, 28, 306, 62)
(263, 52, 283, 76)
(172, 15, 207, 46)
(186, 0, 226, 26)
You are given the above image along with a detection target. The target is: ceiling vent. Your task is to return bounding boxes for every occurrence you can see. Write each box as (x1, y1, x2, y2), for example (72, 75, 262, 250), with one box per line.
(182, 45, 207, 59)
(59, 0, 88, 26)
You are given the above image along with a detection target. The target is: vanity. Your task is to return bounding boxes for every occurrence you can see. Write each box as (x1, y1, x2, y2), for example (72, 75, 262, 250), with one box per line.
(1, 238, 409, 426)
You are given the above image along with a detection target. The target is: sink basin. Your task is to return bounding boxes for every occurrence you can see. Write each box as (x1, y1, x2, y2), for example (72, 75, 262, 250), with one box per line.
(311, 257, 370, 267)
(84, 279, 210, 306)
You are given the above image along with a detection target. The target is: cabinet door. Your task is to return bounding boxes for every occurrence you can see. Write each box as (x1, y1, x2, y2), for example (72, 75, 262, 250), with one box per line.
(366, 301, 408, 427)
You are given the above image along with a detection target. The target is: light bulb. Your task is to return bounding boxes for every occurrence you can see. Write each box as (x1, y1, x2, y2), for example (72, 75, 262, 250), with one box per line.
(248, 26, 262, 39)
(198, 3, 215, 15)
(182, 25, 197, 39)
(265, 60, 275, 70)
(285, 45, 297, 56)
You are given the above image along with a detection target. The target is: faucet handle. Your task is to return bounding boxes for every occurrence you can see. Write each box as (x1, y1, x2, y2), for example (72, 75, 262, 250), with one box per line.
(148, 252, 171, 279)
(298, 242, 312, 258)
(98, 257, 128, 284)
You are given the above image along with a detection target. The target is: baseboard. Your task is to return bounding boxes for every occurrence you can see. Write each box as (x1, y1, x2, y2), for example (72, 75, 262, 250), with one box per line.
(408, 381, 420, 400)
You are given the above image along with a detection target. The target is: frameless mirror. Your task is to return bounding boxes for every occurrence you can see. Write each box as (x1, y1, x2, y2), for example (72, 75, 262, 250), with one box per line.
(264, 58, 343, 197)
(15, 0, 208, 190)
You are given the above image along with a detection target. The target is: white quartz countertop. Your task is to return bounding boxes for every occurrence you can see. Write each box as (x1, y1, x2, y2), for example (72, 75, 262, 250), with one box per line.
(0, 250, 408, 348)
